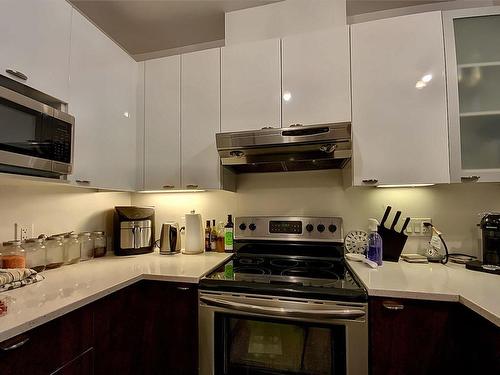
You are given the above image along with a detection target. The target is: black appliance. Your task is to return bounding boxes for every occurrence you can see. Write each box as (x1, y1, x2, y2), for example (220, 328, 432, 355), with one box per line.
(466, 214, 500, 275)
(0, 84, 73, 178)
(113, 206, 155, 256)
(199, 216, 368, 375)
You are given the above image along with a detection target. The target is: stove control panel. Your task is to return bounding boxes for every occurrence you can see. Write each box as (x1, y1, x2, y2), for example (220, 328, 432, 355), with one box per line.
(234, 216, 343, 242)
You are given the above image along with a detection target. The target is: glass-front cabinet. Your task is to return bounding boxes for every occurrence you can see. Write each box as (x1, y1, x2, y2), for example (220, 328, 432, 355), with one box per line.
(444, 7, 500, 182)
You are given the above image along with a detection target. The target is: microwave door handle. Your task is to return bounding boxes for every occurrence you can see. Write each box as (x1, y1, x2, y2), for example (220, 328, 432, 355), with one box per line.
(200, 296, 365, 319)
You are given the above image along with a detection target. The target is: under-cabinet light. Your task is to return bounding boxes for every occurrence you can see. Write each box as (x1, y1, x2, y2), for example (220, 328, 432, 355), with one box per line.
(137, 189, 206, 193)
(376, 184, 435, 188)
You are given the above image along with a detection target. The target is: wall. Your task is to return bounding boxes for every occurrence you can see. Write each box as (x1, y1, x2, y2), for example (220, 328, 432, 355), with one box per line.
(0, 180, 130, 245)
(225, 0, 346, 45)
(132, 171, 500, 258)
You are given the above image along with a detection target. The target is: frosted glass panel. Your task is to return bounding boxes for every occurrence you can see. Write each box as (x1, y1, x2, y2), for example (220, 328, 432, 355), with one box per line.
(458, 65, 500, 113)
(461, 114, 500, 169)
(454, 15, 500, 64)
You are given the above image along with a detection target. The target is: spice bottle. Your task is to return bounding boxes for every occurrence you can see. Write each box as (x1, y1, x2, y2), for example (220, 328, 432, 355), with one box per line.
(224, 215, 234, 252)
(22, 238, 46, 272)
(64, 234, 81, 264)
(2, 241, 26, 269)
(216, 222, 225, 252)
(79, 232, 94, 261)
(210, 219, 217, 251)
(45, 236, 64, 269)
(205, 220, 212, 252)
(92, 231, 107, 258)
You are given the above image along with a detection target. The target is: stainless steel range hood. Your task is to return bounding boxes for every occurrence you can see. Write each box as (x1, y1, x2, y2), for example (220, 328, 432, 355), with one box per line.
(216, 123, 351, 173)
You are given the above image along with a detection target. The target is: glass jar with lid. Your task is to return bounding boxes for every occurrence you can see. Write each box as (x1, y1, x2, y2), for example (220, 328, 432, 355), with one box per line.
(92, 231, 107, 258)
(79, 232, 94, 261)
(1, 241, 26, 268)
(22, 238, 46, 272)
(64, 234, 81, 264)
(45, 236, 64, 269)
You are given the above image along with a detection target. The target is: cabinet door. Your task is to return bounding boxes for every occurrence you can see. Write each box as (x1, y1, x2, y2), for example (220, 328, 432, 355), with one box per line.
(68, 9, 138, 191)
(144, 56, 181, 190)
(369, 298, 454, 375)
(0, 306, 93, 375)
(221, 38, 281, 132)
(282, 28, 351, 127)
(52, 348, 94, 375)
(0, 0, 71, 101)
(351, 12, 450, 186)
(444, 9, 500, 182)
(181, 48, 221, 189)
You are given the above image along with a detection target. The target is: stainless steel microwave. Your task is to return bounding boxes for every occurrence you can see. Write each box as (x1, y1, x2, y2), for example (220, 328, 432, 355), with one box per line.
(0, 85, 74, 178)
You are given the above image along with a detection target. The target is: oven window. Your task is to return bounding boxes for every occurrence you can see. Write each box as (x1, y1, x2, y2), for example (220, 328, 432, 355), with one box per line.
(0, 98, 71, 163)
(215, 314, 346, 375)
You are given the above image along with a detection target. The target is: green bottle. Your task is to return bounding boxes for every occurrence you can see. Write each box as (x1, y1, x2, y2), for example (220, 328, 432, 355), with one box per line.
(224, 214, 234, 252)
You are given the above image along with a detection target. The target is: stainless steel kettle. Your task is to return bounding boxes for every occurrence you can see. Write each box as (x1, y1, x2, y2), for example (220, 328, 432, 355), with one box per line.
(159, 222, 181, 255)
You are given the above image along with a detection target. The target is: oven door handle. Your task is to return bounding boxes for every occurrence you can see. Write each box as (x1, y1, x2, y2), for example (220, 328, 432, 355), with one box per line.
(200, 296, 365, 319)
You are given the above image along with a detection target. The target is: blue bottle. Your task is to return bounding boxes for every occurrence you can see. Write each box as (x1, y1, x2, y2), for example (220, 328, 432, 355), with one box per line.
(367, 219, 383, 266)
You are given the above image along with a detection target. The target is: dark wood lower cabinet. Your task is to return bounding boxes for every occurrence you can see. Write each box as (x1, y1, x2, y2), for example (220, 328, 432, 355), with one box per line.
(0, 306, 93, 375)
(53, 348, 94, 375)
(92, 280, 199, 375)
(369, 297, 500, 375)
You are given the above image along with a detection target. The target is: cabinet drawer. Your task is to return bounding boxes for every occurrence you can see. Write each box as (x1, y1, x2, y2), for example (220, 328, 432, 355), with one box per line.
(0, 306, 93, 375)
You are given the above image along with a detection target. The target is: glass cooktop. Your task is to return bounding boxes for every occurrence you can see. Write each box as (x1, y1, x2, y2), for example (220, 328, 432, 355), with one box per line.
(200, 253, 367, 302)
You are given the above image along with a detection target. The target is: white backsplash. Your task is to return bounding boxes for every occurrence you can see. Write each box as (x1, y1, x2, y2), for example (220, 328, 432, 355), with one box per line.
(132, 170, 500, 258)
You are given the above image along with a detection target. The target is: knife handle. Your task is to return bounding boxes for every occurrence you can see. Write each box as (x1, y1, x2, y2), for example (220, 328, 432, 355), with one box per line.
(390, 211, 401, 230)
(401, 217, 411, 233)
(381, 206, 392, 227)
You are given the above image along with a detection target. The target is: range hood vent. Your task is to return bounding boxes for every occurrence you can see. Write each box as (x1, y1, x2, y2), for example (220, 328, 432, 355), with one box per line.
(216, 123, 352, 174)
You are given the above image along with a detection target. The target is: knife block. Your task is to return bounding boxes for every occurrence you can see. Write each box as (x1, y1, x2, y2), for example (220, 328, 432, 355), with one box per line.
(378, 226, 408, 262)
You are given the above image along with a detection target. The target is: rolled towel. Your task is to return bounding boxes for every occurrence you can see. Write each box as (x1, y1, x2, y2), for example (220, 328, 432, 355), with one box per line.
(0, 268, 44, 292)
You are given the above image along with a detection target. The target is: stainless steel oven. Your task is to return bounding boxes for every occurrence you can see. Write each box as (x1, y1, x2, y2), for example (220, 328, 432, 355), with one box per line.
(199, 291, 368, 375)
(0, 85, 74, 178)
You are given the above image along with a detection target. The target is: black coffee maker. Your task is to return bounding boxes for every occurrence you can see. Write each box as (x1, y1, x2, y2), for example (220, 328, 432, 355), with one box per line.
(466, 214, 500, 274)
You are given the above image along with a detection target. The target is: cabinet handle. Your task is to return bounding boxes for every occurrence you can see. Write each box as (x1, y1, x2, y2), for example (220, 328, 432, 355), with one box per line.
(461, 176, 480, 182)
(382, 301, 404, 311)
(177, 286, 190, 291)
(75, 180, 91, 184)
(0, 336, 30, 351)
(261, 126, 274, 129)
(289, 124, 303, 127)
(162, 185, 175, 189)
(186, 184, 199, 189)
(362, 179, 378, 184)
(5, 69, 28, 81)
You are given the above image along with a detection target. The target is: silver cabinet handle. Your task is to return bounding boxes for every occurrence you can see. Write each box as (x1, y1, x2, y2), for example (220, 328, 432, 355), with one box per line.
(461, 176, 480, 182)
(0, 336, 30, 351)
(382, 301, 404, 311)
(6, 69, 28, 81)
(261, 126, 274, 129)
(177, 286, 190, 291)
(289, 124, 303, 127)
(162, 185, 175, 189)
(186, 184, 199, 189)
(362, 179, 378, 184)
(75, 180, 91, 184)
(200, 296, 366, 319)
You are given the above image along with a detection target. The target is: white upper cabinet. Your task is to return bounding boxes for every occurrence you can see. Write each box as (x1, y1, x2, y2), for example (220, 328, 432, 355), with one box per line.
(0, 0, 71, 101)
(181, 49, 221, 189)
(281, 27, 351, 127)
(444, 8, 500, 183)
(68, 9, 138, 191)
(351, 11, 450, 186)
(144, 56, 181, 191)
(221, 38, 281, 132)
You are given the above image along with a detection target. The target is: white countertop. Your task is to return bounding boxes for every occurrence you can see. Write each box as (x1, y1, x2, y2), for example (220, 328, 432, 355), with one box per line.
(0, 251, 232, 342)
(347, 259, 500, 327)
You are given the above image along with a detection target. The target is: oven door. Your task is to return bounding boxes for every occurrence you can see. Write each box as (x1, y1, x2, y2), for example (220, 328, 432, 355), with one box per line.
(199, 292, 368, 375)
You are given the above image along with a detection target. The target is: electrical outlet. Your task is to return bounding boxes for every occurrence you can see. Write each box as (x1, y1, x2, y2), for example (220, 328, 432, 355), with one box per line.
(404, 218, 432, 237)
(15, 223, 34, 241)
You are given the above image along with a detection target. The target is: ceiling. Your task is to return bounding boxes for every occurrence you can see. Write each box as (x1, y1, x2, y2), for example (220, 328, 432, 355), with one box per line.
(70, 0, 280, 58)
(70, 0, 457, 59)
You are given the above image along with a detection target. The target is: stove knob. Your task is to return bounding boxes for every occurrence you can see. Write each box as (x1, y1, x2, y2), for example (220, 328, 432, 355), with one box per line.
(317, 224, 325, 233)
(306, 224, 314, 232)
(239, 223, 247, 231)
(328, 224, 337, 233)
(249, 223, 256, 231)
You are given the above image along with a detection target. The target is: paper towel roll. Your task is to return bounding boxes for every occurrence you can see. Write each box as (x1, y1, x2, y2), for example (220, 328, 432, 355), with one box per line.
(184, 210, 204, 254)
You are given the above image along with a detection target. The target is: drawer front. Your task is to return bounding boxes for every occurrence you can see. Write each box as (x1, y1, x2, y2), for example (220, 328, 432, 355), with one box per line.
(0, 306, 93, 375)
